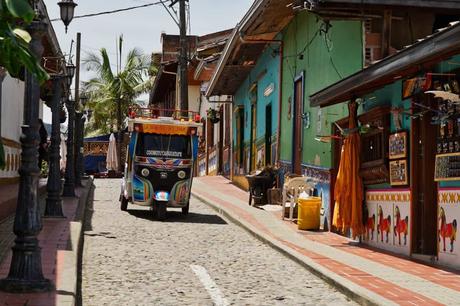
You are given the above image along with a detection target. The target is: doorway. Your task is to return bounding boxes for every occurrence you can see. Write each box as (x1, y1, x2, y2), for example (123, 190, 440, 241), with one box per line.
(411, 96, 438, 255)
(250, 104, 256, 172)
(237, 108, 244, 174)
(265, 104, 272, 166)
(218, 106, 224, 174)
(292, 73, 304, 174)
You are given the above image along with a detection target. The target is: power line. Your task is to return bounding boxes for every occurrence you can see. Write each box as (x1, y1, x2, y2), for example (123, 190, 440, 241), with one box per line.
(50, 1, 165, 22)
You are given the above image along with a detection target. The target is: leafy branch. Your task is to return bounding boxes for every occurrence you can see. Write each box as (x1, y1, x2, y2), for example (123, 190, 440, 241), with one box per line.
(0, 0, 49, 83)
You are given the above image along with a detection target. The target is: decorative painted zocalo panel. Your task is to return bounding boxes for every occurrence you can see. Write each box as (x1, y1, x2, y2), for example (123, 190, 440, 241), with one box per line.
(437, 188, 459, 269)
(363, 189, 411, 256)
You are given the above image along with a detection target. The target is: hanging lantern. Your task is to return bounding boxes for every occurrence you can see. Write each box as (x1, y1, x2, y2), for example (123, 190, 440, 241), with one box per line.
(58, 0, 78, 33)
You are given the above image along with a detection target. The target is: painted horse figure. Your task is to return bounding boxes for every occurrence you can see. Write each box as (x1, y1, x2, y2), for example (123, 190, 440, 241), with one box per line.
(439, 207, 457, 252)
(394, 205, 408, 245)
(378, 205, 391, 243)
(363, 206, 375, 240)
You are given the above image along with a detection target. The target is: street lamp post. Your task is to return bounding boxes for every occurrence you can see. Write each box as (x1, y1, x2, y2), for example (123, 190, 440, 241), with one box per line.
(63, 109, 75, 196)
(62, 63, 76, 196)
(0, 0, 77, 293)
(74, 110, 83, 186)
(77, 95, 89, 180)
(44, 75, 65, 217)
(0, 6, 52, 293)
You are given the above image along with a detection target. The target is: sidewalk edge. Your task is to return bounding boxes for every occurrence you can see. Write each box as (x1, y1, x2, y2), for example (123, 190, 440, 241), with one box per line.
(56, 177, 94, 306)
(192, 191, 394, 306)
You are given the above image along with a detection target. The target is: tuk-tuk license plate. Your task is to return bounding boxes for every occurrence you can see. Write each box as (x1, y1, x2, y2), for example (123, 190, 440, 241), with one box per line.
(155, 191, 170, 201)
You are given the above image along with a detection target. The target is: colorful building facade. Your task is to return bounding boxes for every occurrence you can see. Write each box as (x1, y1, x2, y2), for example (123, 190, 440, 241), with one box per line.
(310, 21, 460, 268)
(278, 11, 363, 229)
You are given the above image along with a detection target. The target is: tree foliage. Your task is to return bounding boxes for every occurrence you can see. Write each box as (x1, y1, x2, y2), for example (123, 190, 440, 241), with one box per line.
(0, 0, 48, 83)
(83, 37, 153, 135)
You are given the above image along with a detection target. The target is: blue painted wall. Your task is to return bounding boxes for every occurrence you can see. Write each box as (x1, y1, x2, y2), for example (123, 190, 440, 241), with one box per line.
(233, 43, 280, 155)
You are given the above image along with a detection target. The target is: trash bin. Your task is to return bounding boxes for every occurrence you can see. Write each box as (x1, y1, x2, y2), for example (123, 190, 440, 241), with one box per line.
(297, 197, 321, 230)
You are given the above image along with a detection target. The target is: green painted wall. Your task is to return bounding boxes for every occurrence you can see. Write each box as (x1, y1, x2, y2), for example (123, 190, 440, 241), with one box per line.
(280, 12, 363, 168)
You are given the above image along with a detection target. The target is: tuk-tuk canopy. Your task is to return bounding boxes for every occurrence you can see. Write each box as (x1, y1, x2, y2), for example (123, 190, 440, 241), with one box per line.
(128, 117, 202, 136)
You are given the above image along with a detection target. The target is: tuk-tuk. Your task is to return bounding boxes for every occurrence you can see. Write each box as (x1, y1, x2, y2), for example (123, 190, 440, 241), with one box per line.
(120, 107, 202, 220)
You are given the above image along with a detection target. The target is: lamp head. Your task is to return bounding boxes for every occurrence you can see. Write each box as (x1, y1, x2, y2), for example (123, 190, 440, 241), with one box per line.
(58, 0, 77, 33)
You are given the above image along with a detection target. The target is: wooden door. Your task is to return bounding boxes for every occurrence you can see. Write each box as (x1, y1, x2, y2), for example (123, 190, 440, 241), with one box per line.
(411, 97, 438, 255)
(265, 104, 272, 166)
(250, 104, 256, 172)
(237, 108, 244, 173)
(293, 76, 303, 174)
(218, 106, 224, 174)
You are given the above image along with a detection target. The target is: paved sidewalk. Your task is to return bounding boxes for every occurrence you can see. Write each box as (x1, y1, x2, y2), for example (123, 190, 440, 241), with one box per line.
(192, 176, 460, 306)
(0, 178, 93, 306)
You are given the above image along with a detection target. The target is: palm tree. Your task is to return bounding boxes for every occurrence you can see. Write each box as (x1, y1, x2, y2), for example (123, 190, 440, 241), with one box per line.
(83, 43, 151, 134)
(83, 36, 153, 171)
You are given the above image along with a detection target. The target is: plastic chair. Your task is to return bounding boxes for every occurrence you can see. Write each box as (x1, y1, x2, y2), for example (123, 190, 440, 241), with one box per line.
(282, 177, 314, 221)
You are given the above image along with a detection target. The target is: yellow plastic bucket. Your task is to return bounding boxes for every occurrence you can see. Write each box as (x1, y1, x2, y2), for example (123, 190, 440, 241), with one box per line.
(297, 197, 321, 230)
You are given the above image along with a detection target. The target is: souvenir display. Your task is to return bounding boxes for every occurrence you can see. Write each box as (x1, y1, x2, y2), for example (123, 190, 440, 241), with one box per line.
(435, 78, 460, 156)
(389, 159, 408, 186)
(435, 153, 460, 181)
(389, 131, 407, 159)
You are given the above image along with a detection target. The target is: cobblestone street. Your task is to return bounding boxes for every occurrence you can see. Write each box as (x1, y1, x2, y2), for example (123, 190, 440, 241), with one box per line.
(81, 179, 355, 305)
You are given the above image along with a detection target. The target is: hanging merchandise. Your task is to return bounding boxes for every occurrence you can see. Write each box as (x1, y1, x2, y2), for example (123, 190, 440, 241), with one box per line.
(207, 108, 220, 124)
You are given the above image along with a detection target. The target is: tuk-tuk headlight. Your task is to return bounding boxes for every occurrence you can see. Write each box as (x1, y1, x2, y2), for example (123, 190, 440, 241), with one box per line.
(178, 170, 186, 179)
(141, 168, 150, 177)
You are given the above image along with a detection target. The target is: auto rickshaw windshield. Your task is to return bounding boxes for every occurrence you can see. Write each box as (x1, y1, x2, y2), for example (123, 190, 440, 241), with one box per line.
(135, 133, 192, 159)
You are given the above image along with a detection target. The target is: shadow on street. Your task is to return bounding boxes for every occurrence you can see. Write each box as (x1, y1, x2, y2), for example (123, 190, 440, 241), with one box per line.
(127, 209, 227, 225)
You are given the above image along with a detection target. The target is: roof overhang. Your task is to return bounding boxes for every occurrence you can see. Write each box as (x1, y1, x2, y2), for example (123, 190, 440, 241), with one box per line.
(38, 0, 63, 74)
(206, 0, 294, 97)
(310, 22, 460, 108)
(312, 0, 460, 10)
(308, 0, 460, 21)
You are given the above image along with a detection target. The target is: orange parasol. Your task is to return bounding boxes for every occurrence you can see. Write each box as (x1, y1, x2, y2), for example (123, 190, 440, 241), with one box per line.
(333, 101, 364, 239)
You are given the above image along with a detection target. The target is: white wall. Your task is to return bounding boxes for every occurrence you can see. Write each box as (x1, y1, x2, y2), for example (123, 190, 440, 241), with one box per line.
(1, 74, 24, 142)
(188, 85, 200, 113)
(1, 74, 24, 180)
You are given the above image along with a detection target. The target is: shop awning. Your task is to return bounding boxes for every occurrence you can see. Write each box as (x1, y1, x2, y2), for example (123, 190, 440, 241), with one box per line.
(310, 22, 460, 107)
(310, 21, 460, 108)
(311, 0, 460, 10)
(205, 0, 294, 97)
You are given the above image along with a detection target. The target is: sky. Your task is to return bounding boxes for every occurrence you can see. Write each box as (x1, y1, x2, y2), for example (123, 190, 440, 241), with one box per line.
(42, 0, 252, 123)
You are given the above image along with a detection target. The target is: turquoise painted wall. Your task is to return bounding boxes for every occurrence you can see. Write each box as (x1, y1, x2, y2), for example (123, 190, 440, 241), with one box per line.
(435, 54, 460, 188)
(233, 43, 280, 150)
(279, 12, 363, 168)
(361, 81, 411, 190)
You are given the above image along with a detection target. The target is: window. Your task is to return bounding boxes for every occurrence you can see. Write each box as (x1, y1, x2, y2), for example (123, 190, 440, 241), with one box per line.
(136, 133, 191, 159)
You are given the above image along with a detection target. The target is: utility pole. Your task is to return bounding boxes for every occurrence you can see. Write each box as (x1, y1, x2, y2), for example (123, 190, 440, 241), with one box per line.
(63, 32, 80, 197)
(74, 32, 82, 186)
(178, 0, 189, 114)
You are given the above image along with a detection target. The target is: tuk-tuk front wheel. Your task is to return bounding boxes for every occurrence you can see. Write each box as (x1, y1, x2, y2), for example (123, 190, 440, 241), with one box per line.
(156, 202, 167, 221)
(181, 202, 189, 215)
(120, 196, 128, 211)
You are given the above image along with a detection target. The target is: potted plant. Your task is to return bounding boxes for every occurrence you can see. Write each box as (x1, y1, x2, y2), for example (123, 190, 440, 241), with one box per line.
(207, 107, 220, 124)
